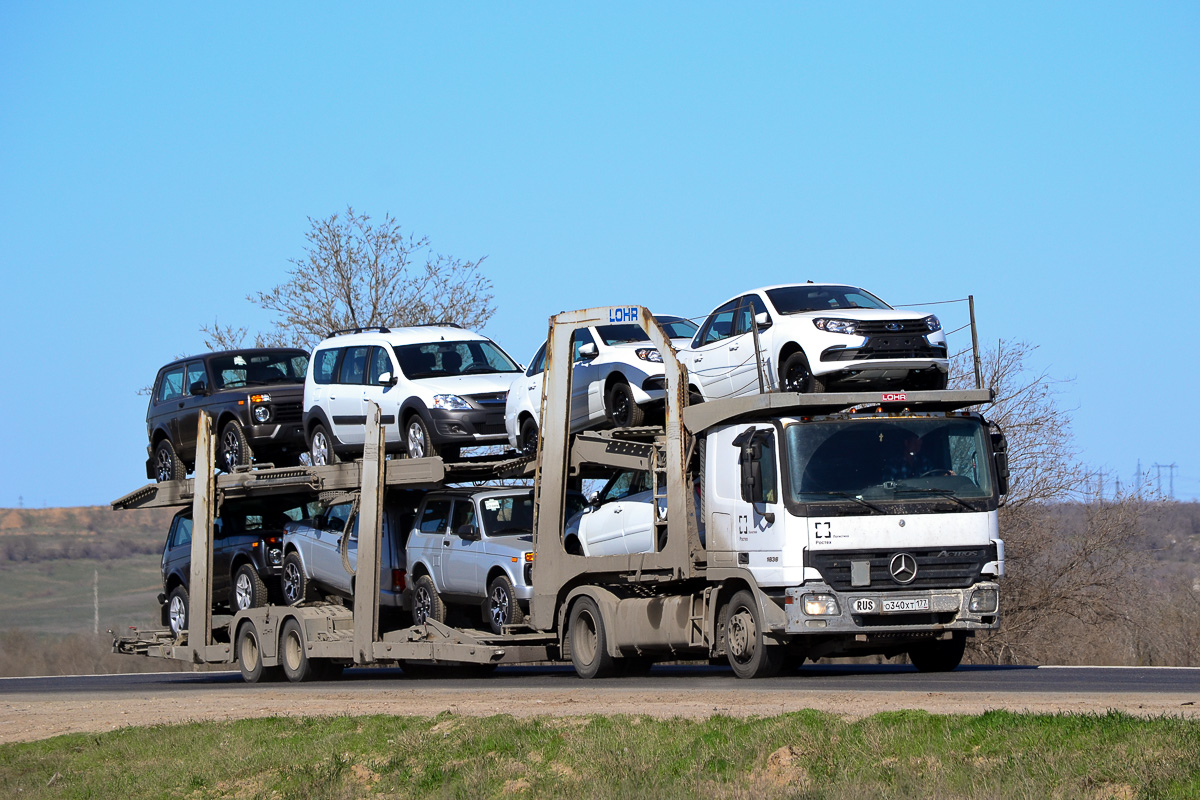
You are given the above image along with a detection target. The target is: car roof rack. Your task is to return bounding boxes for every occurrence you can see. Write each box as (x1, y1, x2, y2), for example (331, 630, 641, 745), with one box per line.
(328, 326, 391, 337)
(415, 322, 463, 329)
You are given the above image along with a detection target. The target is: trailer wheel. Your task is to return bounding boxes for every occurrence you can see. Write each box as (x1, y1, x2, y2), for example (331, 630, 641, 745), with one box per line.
(231, 564, 268, 611)
(154, 439, 186, 483)
(606, 381, 645, 428)
(486, 574, 525, 634)
(167, 586, 189, 637)
(280, 618, 317, 682)
(907, 635, 966, 673)
(568, 597, 616, 679)
(722, 590, 784, 679)
(281, 552, 313, 605)
(236, 622, 279, 683)
(219, 420, 252, 473)
(412, 575, 446, 625)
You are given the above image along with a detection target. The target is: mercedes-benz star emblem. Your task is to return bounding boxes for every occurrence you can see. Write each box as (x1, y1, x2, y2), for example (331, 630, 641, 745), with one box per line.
(889, 552, 918, 584)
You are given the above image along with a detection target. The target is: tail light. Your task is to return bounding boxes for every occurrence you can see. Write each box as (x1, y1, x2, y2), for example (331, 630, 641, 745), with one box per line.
(392, 569, 406, 592)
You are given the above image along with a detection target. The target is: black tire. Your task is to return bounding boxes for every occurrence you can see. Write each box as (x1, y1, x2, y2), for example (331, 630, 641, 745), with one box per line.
(568, 596, 616, 679)
(564, 535, 582, 556)
(688, 387, 705, 406)
(231, 563, 268, 612)
(281, 552, 314, 605)
(236, 621, 281, 683)
(412, 574, 446, 625)
(606, 381, 645, 428)
(518, 416, 539, 457)
(404, 415, 433, 459)
(219, 420, 253, 473)
(167, 585, 189, 637)
(154, 439, 186, 483)
(280, 618, 317, 682)
(908, 635, 966, 673)
(721, 590, 784, 679)
(780, 351, 825, 394)
(485, 574, 525, 635)
(308, 423, 339, 466)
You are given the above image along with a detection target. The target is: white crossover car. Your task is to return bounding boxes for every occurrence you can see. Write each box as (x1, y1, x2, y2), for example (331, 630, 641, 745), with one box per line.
(504, 315, 698, 453)
(680, 284, 948, 399)
(304, 325, 522, 462)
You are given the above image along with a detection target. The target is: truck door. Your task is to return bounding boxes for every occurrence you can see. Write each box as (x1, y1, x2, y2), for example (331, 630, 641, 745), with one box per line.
(731, 427, 784, 553)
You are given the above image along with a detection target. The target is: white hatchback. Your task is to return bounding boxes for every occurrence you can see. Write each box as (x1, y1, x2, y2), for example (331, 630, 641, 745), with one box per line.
(504, 315, 697, 453)
(304, 325, 522, 463)
(679, 284, 948, 400)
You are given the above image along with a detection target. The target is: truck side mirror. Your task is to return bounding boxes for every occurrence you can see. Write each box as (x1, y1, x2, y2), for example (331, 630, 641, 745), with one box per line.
(991, 431, 1010, 496)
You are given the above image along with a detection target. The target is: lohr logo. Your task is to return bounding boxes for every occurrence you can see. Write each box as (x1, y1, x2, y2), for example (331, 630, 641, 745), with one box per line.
(881, 392, 907, 402)
(609, 306, 639, 323)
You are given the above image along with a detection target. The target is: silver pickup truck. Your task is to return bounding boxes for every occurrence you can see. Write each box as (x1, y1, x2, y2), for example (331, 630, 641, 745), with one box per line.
(406, 486, 586, 634)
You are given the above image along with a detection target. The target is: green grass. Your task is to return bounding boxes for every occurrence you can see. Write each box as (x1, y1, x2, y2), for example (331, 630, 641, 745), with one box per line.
(2, 710, 1198, 799)
(0, 555, 162, 635)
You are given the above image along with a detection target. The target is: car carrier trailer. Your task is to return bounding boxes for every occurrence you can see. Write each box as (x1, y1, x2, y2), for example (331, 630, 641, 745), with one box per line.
(114, 305, 1007, 681)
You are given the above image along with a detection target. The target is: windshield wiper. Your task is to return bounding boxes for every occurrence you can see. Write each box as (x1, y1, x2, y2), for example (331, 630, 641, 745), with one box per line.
(892, 486, 977, 510)
(802, 491, 886, 514)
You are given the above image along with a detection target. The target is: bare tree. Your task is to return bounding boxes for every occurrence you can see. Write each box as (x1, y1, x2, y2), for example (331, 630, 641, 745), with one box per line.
(950, 340, 1153, 664)
(202, 208, 494, 351)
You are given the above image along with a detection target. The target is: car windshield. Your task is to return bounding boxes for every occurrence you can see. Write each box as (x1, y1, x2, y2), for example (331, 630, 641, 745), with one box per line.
(784, 417, 994, 507)
(393, 340, 520, 379)
(210, 351, 309, 389)
(596, 316, 698, 345)
(765, 285, 891, 314)
(478, 491, 587, 535)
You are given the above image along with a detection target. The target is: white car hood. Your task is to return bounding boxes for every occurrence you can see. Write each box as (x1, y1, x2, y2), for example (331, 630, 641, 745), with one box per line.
(409, 372, 517, 397)
(780, 308, 929, 322)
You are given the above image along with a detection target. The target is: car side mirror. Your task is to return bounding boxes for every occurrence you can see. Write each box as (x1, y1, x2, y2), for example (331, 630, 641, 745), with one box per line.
(189, 380, 207, 396)
(754, 312, 772, 329)
(456, 524, 479, 541)
(588, 491, 601, 506)
(578, 343, 598, 360)
(377, 371, 398, 386)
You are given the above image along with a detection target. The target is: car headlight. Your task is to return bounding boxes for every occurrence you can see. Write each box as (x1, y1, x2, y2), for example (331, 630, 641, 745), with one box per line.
(635, 348, 663, 363)
(969, 587, 998, 613)
(434, 394, 472, 411)
(813, 318, 858, 335)
(802, 593, 840, 616)
(267, 548, 283, 566)
(253, 405, 271, 423)
(923, 315, 942, 333)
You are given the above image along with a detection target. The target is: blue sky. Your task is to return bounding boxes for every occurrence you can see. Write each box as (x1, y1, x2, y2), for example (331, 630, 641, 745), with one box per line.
(2, 3, 1197, 506)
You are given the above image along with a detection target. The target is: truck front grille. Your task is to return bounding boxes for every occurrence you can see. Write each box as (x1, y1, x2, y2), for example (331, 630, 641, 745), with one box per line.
(807, 545, 996, 592)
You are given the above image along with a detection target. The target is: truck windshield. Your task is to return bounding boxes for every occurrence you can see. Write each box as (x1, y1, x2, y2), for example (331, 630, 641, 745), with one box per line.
(783, 417, 994, 506)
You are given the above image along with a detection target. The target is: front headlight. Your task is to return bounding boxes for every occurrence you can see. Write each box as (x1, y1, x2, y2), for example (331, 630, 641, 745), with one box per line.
(635, 348, 663, 363)
(434, 394, 472, 411)
(969, 587, 998, 613)
(813, 318, 858, 335)
(923, 315, 942, 333)
(267, 548, 283, 566)
(253, 405, 271, 423)
(802, 593, 840, 616)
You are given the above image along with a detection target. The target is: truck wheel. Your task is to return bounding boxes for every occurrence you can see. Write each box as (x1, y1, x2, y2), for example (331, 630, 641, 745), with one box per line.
(405, 415, 432, 459)
(722, 590, 784, 679)
(606, 381, 645, 428)
(568, 597, 616, 679)
(780, 352, 825, 394)
(281, 552, 314, 605)
(236, 621, 280, 683)
(485, 574, 525, 635)
(154, 440, 186, 483)
(219, 421, 253, 473)
(412, 575, 446, 625)
(231, 564, 268, 611)
(167, 585, 189, 637)
(309, 423, 338, 466)
(280, 618, 318, 682)
(908, 635, 966, 673)
(519, 416, 539, 456)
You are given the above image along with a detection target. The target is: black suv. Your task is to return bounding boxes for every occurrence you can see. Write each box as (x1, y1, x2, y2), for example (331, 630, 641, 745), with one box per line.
(159, 497, 316, 636)
(147, 348, 309, 481)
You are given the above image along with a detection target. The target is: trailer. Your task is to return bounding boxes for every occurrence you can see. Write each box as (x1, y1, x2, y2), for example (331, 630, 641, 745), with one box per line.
(114, 305, 1006, 680)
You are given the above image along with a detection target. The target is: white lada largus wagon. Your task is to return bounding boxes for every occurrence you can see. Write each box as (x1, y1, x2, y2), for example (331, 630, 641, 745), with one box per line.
(304, 325, 523, 463)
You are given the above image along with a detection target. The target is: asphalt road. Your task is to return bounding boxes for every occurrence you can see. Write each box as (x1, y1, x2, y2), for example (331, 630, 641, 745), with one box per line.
(3, 663, 1199, 697)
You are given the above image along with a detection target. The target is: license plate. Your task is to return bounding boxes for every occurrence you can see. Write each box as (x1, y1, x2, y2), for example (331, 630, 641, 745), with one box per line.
(881, 598, 929, 613)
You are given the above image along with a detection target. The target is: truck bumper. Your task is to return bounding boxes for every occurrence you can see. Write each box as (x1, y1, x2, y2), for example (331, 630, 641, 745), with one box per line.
(783, 581, 1000, 634)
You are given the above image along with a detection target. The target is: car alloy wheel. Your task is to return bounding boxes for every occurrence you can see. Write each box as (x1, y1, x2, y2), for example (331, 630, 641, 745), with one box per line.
(234, 571, 254, 610)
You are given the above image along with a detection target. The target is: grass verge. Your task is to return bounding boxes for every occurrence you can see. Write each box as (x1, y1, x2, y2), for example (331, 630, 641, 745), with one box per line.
(1, 710, 1198, 799)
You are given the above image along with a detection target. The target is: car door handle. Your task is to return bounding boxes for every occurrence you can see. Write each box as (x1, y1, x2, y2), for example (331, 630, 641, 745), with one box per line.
(178, 402, 184, 408)
(694, 356, 703, 363)
(613, 507, 622, 513)
(442, 540, 450, 547)
(528, 384, 536, 390)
